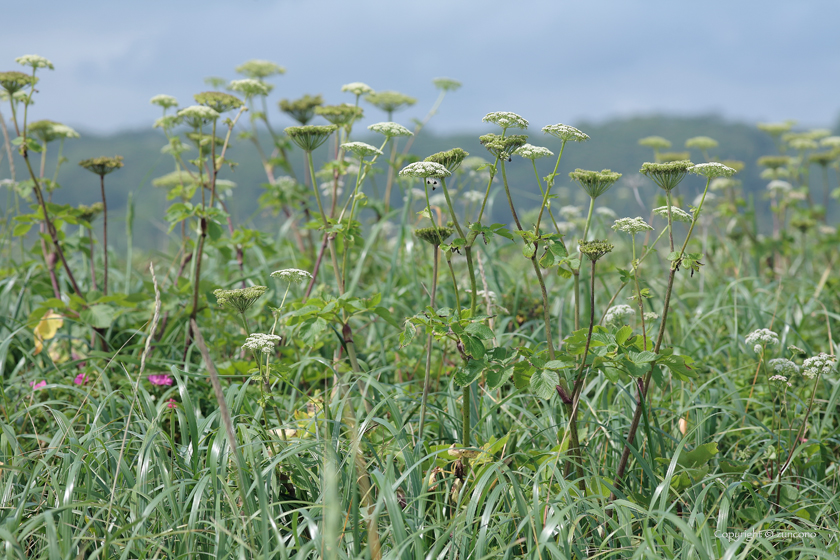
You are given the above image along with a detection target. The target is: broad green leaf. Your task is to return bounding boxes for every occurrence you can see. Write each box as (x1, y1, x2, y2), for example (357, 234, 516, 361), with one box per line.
(529, 368, 558, 400)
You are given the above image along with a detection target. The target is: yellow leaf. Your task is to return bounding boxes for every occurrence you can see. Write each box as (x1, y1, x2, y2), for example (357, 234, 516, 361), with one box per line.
(33, 310, 63, 356)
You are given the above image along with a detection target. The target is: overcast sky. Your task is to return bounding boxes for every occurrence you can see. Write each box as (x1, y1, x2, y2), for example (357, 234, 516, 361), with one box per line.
(3, 0, 839, 135)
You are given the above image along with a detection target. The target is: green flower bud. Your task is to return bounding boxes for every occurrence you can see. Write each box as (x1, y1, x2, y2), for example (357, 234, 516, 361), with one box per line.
(79, 156, 124, 177)
(365, 91, 416, 114)
(0, 71, 37, 95)
(415, 226, 454, 246)
(194, 91, 244, 113)
(285, 124, 338, 152)
(235, 59, 285, 79)
(569, 169, 622, 199)
(315, 103, 363, 126)
(638, 136, 671, 150)
(479, 133, 528, 159)
(279, 94, 323, 125)
(213, 285, 267, 314)
(639, 161, 692, 192)
(424, 148, 469, 173)
(578, 239, 614, 262)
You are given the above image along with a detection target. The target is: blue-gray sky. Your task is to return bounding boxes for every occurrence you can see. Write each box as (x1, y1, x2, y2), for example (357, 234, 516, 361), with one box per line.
(3, 0, 839, 134)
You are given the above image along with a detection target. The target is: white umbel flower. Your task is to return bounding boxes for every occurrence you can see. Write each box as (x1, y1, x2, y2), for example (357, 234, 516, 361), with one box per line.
(368, 122, 413, 138)
(514, 144, 553, 160)
(242, 333, 281, 354)
(802, 353, 836, 379)
(341, 141, 383, 158)
(270, 268, 312, 284)
(399, 161, 451, 179)
(769, 358, 799, 378)
(542, 124, 589, 142)
(177, 105, 220, 120)
(767, 180, 792, 194)
(150, 94, 178, 109)
(690, 162, 737, 178)
(483, 111, 528, 130)
(559, 205, 582, 220)
(16, 55, 54, 70)
(462, 190, 484, 203)
(229, 79, 271, 97)
(596, 207, 617, 219)
(612, 217, 653, 234)
(342, 82, 374, 96)
(604, 304, 635, 327)
(653, 206, 692, 223)
(745, 328, 779, 353)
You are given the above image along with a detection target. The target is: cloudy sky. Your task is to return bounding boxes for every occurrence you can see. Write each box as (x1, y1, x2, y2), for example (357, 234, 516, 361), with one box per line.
(3, 0, 839, 134)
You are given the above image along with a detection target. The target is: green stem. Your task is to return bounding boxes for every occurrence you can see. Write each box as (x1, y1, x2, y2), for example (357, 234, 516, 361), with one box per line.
(418, 245, 439, 436)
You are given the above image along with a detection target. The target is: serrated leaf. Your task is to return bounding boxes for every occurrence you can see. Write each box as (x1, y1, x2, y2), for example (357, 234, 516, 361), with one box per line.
(615, 325, 633, 345)
(373, 306, 400, 328)
(522, 243, 536, 259)
(80, 304, 117, 329)
(399, 321, 416, 348)
(529, 369, 559, 399)
(454, 359, 484, 386)
(512, 361, 533, 389)
(539, 250, 554, 268)
(486, 365, 513, 389)
(461, 334, 485, 359)
(464, 322, 494, 340)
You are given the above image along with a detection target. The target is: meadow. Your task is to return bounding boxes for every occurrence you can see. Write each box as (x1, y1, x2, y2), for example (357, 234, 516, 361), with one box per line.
(1, 55, 839, 559)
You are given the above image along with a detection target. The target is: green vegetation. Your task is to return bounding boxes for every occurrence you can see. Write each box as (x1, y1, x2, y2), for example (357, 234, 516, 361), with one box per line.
(1, 54, 839, 558)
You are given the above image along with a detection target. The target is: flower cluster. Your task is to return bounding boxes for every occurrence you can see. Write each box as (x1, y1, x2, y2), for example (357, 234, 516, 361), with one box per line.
(235, 59, 285, 79)
(149, 374, 173, 386)
(638, 136, 671, 150)
(612, 216, 653, 235)
(640, 161, 693, 192)
(769, 358, 799, 378)
(569, 169, 622, 199)
(433, 77, 462, 92)
(368, 122, 413, 138)
(399, 161, 451, 179)
(194, 91, 244, 113)
(424, 148, 469, 172)
(0, 71, 37, 95)
(653, 206, 692, 223)
(150, 94, 178, 109)
(685, 136, 718, 150)
(229, 79, 271, 98)
(415, 226, 454, 246)
(177, 105, 220, 126)
(690, 162, 737, 179)
(341, 82, 374, 96)
(479, 133, 528, 159)
(542, 123, 589, 142)
(482, 112, 528, 130)
(270, 269, 312, 284)
(365, 91, 416, 114)
(341, 141, 382, 159)
(242, 333, 282, 354)
(315, 104, 363, 126)
(285, 125, 338, 152)
(745, 328, 779, 353)
(802, 353, 836, 379)
(604, 304, 635, 327)
(16, 54, 54, 70)
(78, 156, 124, 177)
(578, 239, 614, 262)
(514, 144, 554, 160)
(279, 94, 323, 125)
(213, 286, 267, 314)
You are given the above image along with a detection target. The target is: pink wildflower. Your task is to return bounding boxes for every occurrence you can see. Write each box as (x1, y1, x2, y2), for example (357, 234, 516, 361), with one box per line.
(167, 398, 177, 409)
(74, 373, 89, 386)
(148, 374, 173, 386)
(30, 380, 47, 390)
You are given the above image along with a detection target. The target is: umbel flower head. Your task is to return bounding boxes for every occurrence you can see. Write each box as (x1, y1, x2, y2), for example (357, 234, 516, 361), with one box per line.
(242, 333, 282, 354)
(315, 104, 363, 126)
(341, 82, 374, 96)
(638, 136, 672, 150)
(789, 137, 818, 151)
(757, 155, 791, 170)
(542, 124, 589, 143)
(424, 148, 469, 173)
(685, 136, 719, 150)
(228, 79, 271, 98)
(433, 77, 462, 92)
(194, 91, 244, 113)
(76, 202, 104, 223)
(279, 94, 324, 125)
(483, 111, 528, 130)
(479, 133, 528, 159)
(271, 268, 312, 284)
(415, 225, 454, 246)
(0, 71, 37, 95)
(757, 121, 794, 136)
(79, 156, 124, 177)
(640, 161, 693, 192)
(399, 161, 451, 179)
(612, 216, 653, 235)
(769, 358, 799, 378)
(213, 285, 267, 314)
(820, 136, 840, 149)
(150, 94, 178, 110)
(341, 141, 383, 159)
(808, 151, 836, 167)
(285, 125, 338, 152)
(515, 144, 554, 160)
(16, 55, 54, 70)
(604, 304, 635, 327)
(653, 206, 692, 223)
(578, 239, 614, 262)
(177, 105, 220, 128)
(802, 353, 836, 379)
(569, 169, 622, 199)
(368, 121, 413, 138)
(235, 59, 285, 79)
(365, 91, 417, 114)
(690, 162, 737, 179)
(745, 328, 779, 353)
(659, 151, 691, 163)
(29, 120, 79, 143)
(710, 177, 741, 191)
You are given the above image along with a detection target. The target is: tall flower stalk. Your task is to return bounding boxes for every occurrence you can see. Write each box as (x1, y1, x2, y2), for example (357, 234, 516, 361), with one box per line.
(78, 156, 124, 295)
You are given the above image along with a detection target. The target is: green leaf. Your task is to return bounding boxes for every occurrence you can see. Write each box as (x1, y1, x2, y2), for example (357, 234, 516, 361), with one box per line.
(464, 322, 494, 340)
(12, 222, 32, 237)
(301, 317, 328, 346)
(538, 250, 554, 268)
(615, 325, 633, 345)
(678, 442, 718, 468)
(486, 365, 513, 389)
(461, 334, 485, 359)
(373, 306, 400, 328)
(80, 304, 117, 329)
(399, 321, 416, 347)
(529, 369, 559, 400)
(454, 359, 484, 386)
(512, 361, 534, 390)
(522, 243, 536, 259)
